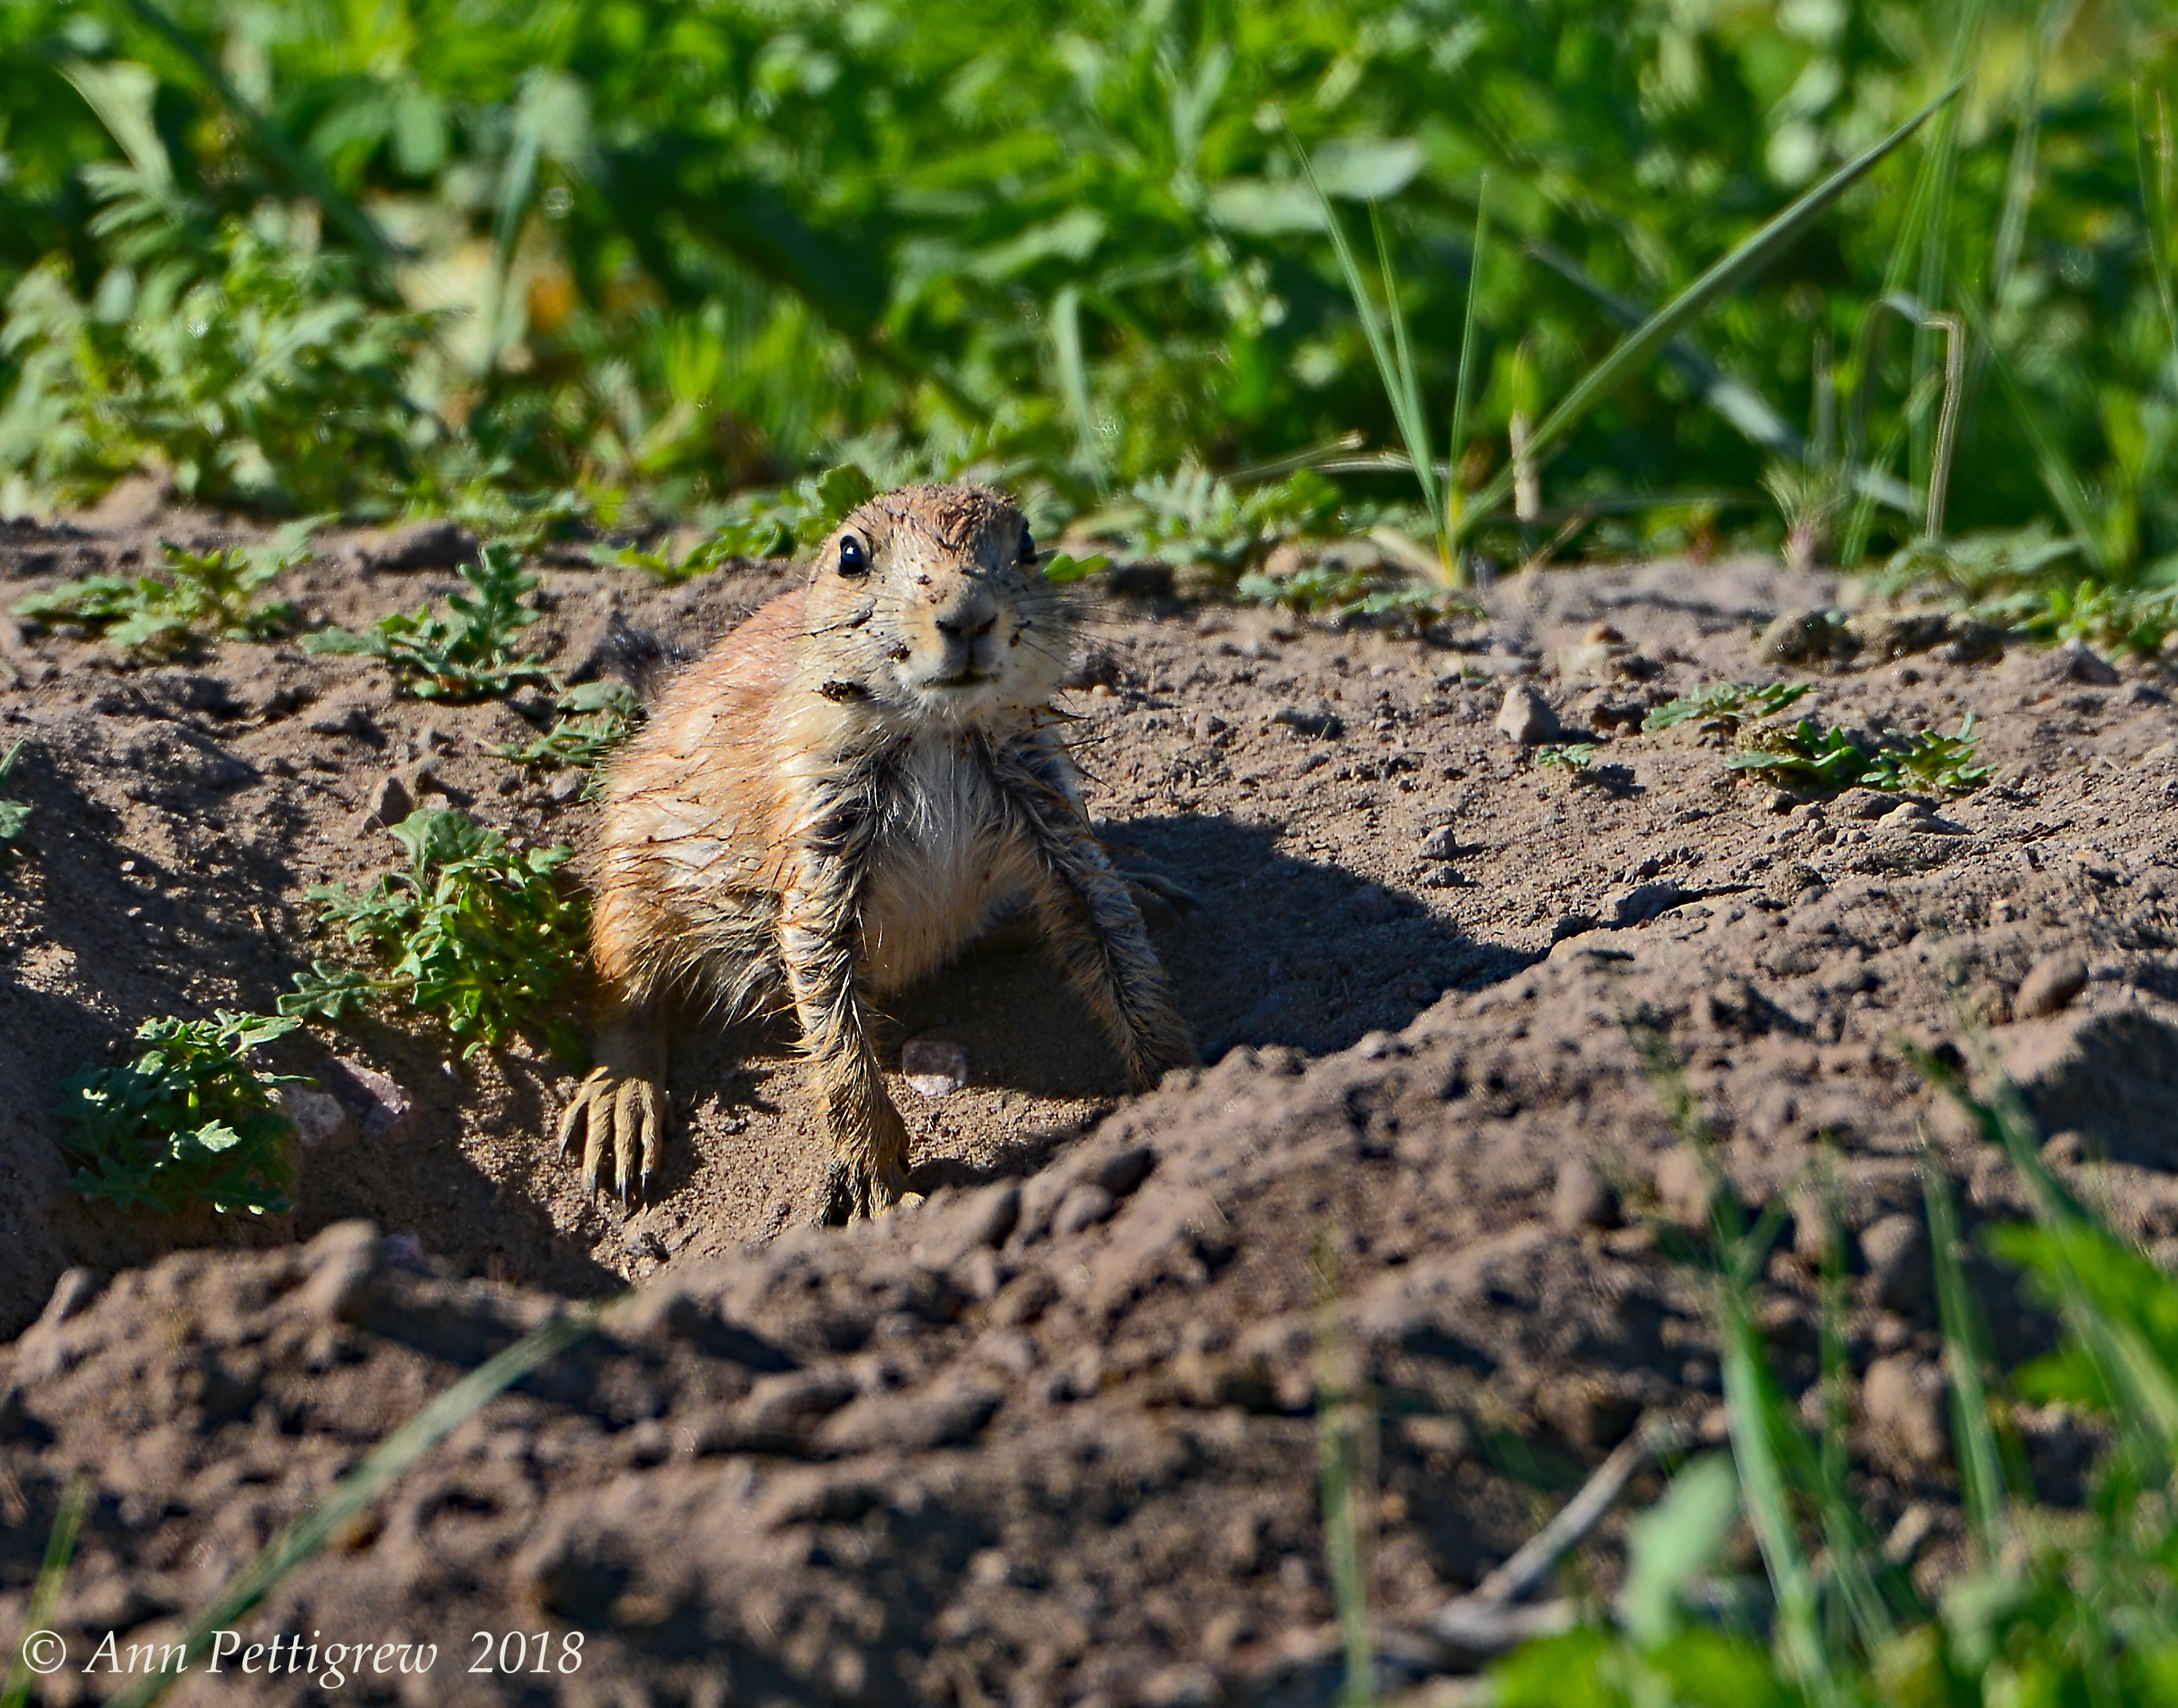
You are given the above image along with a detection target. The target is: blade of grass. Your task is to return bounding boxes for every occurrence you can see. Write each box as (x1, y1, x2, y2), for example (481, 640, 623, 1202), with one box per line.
(1627, 1018, 1830, 1683)
(1910, 0, 1991, 497)
(1290, 129, 1446, 577)
(2134, 81, 2178, 365)
(1312, 1238, 1376, 1707)
(1455, 80, 1962, 549)
(0, 1476, 89, 1708)
(1052, 284, 1106, 489)
(1956, 295, 2112, 574)
(1447, 173, 1492, 561)
(106, 1303, 600, 1708)
(1920, 1139, 2009, 1563)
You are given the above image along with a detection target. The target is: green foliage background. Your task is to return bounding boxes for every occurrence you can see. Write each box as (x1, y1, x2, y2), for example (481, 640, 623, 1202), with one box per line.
(0, 0, 2175, 580)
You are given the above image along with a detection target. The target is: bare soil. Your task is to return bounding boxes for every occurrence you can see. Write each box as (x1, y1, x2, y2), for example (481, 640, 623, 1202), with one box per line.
(2, 502, 2176, 1705)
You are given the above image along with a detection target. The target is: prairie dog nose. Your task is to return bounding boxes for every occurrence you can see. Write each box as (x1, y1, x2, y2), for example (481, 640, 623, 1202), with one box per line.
(932, 585, 998, 641)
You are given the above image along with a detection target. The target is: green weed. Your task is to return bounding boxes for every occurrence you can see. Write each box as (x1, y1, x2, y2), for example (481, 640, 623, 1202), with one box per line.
(1492, 1022, 2178, 1704)
(305, 542, 554, 702)
(496, 679, 646, 790)
(1642, 682, 1813, 735)
(1533, 743, 1601, 776)
(281, 808, 585, 1057)
(0, 740, 30, 844)
(14, 535, 303, 654)
(0, 211, 436, 513)
(1081, 467, 1343, 574)
(1237, 558, 1477, 628)
(1728, 713, 1993, 795)
(57, 1011, 303, 1216)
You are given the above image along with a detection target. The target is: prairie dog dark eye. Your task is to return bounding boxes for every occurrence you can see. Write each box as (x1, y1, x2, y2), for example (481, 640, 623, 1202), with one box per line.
(1018, 529, 1037, 563)
(837, 535, 867, 577)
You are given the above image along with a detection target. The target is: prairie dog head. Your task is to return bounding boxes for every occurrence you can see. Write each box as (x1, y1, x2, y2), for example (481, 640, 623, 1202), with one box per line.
(797, 482, 1068, 728)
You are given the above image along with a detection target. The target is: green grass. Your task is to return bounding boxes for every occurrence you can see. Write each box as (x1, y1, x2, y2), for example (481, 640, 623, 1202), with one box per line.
(0, 0, 2174, 620)
(1484, 1022, 2178, 1706)
(1643, 682, 1813, 736)
(280, 808, 585, 1057)
(57, 1011, 303, 1215)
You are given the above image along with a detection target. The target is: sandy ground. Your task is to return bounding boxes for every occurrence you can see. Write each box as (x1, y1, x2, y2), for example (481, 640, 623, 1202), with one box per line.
(0, 503, 2175, 1703)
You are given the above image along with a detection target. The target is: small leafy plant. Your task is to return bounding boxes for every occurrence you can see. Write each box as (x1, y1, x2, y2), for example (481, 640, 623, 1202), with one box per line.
(496, 679, 646, 788)
(1533, 741, 1601, 775)
(57, 1012, 303, 1215)
(0, 741, 29, 844)
(1641, 680, 1811, 734)
(305, 542, 554, 701)
(281, 809, 585, 1055)
(589, 533, 741, 582)
(1728, 712, 1994, 795)
(14, 538, 303, 655)
(1238, 558, 1478, 627)
(0, 214, 437, 512)
(1082, 467, 1343, 572)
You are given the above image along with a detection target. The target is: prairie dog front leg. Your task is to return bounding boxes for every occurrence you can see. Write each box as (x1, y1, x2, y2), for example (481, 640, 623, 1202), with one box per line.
(989, 742, 1196, 1089)
(778, 815, 914, 1225)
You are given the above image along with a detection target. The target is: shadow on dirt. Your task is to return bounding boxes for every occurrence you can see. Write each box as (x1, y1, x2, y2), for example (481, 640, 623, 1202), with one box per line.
(1108, 811, 1535, 1057)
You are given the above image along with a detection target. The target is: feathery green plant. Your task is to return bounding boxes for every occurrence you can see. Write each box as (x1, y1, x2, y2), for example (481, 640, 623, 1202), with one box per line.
(305, 542, 553, 701)
(281, 809, 585, 1056)
(57, 1011, 303, 1215)
(14, 535, 305, 654)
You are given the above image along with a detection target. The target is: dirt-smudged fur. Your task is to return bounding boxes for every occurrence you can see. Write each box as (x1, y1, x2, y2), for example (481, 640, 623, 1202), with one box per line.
(558, 482, 1195, 1221)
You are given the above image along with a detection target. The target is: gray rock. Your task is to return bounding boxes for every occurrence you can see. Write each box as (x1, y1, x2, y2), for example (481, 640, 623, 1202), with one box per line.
(1863, 1354, 1948, 1468)
(1860, 1212, 1930, 1317)
(1269, 702, 1345, 740)
(1550, 1157, 1618, 1231)
(369, 519, 477, 573)
(2051, 638, 2121, 685)
(361, 772, 412, 831)
(280, 1085, 352, 1149)
(1495, 682, 1562, 745)
(2014, 951, 2090, 1019)
(1418, 823, 1461, 860)
(320, 1057, 413, 1142)
(1755, 608, 1856, 667)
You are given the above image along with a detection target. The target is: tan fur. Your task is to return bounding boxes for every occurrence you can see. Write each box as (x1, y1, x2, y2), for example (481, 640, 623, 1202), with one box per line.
(558, 482, 1195, 1220)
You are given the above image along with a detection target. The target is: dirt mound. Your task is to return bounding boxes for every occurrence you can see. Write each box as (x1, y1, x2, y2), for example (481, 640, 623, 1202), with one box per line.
(2, 510, 2176, 1700)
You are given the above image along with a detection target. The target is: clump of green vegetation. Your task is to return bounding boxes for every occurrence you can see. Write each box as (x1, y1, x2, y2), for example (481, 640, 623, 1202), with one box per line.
(0, 212, 436, 513)
(1084, 469, 1344, 574)
(1642, 680, 1811, 734)
(0, 740, 29, 845)
(1533, 742, 1601, 775)
(589, 533, 741, 583)
(496, 680, 645, 791)
(592, 465, 886, 578)
(14, 537, 303, 655)
(305, 543, 554, 702)
(1486, 1026, 2178, 1707)
(1237, 558, 1477, 627)
(281, 809, 585, 1056)
(1728, 713, 1994, 795)
(57, 1011, 303, 1216)
(1882, 530, 2178, 659)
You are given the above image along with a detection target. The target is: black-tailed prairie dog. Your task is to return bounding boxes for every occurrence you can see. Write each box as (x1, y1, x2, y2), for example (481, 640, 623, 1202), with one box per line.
(559, 482, 1196, 1222)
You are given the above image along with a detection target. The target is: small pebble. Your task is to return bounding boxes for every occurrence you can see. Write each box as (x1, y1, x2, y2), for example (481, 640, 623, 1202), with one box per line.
(902, 1037, 970, 1097)
(2014, 951, 2089, 1019)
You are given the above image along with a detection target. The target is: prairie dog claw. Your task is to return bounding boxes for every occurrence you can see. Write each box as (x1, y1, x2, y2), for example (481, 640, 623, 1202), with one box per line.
(558, 1064, 666, 1204)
